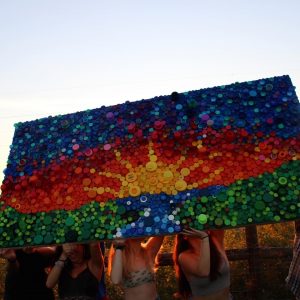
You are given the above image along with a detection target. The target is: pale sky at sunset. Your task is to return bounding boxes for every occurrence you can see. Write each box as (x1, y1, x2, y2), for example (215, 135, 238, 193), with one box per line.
(1, 0, 300, 185)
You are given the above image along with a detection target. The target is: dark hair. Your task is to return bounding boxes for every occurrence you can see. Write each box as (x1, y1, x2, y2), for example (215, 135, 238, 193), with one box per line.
(209, 236, 222, 281)
(54, 244, 91, 271)
(173, 234, 192, 299)
(173, 234, 222, 299)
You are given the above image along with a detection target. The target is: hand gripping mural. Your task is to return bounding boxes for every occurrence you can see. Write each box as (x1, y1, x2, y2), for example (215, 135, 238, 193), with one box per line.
(0, 75, 299, 247)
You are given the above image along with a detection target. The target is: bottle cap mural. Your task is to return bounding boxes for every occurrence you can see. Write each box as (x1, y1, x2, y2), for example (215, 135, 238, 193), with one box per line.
(0, 75, 299, 247)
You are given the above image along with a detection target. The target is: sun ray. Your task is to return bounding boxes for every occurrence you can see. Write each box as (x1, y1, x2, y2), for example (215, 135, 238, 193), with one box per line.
(82, 139, 222, 200)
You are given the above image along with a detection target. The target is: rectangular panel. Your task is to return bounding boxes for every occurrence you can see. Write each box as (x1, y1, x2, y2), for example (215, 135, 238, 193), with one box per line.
(0, 75, 299, 247)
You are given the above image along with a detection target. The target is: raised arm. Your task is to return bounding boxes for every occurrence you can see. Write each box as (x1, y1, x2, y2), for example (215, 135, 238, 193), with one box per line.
(179, 228, 211, 277)
(144, 236, 164, 260)
(46, 249, 67, 288)
(35, 246, 56, 256)
(88, 242, 104, 281)
(109, 239, 126, 285)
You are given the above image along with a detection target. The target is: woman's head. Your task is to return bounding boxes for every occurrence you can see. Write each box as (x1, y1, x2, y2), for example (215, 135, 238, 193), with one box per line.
(60, 243, 90, 264)
(63, 244, 83, 262)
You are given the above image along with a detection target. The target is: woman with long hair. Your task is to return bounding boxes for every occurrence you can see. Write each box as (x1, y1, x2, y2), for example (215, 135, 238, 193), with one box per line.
(173, 228, 231, 300)
(46, 242, 104, 300)
(108, 236, 164, 300)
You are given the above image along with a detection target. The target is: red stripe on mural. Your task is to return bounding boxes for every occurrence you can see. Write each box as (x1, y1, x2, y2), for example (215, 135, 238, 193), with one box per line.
(1, 128, 298, 214)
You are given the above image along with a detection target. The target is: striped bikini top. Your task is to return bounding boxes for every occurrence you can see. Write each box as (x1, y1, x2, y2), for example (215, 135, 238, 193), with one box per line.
(123, 268, 156, 288)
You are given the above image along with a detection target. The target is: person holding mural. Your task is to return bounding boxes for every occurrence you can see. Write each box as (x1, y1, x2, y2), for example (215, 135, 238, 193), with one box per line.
(173, 228, 231, 300)
(0, 246, 55, 300)
(46, 242, 104, 300)
(96, 241, 109, 300)
(108, 236, 164, 300)
(286, 221, 300, 300)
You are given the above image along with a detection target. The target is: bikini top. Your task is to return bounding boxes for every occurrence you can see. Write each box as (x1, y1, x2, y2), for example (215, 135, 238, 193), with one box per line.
(123, 268, 156, 288)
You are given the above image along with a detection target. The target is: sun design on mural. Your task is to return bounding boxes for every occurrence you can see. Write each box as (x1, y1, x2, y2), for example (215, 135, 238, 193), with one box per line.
(83, 140, 225, 200)
(5, 127, 294, 214)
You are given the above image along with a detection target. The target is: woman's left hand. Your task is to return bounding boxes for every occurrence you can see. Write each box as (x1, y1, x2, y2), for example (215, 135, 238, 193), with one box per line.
(112, 238, 126, 247)
(182, 227, 209, 239)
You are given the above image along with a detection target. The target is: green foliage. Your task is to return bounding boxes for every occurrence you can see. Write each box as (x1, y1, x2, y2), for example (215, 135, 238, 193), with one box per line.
(106, 275, 124, 300)
(0, 259, 5, 299)
(156, 266, 178, 300)
(257, 222, 294, 247)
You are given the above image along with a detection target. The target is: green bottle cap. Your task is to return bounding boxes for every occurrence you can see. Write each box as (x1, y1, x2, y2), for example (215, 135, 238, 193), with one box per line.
(215, 218, 223, 226)
(34, 235, 43, 244)
(43, 216, 52, 225)
(65, 216, 75, 226)
(197, 214, 208, 224)
(278, 177, 287, 185)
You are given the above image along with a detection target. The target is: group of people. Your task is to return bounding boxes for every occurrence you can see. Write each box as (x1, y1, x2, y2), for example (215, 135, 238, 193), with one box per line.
(0, 242, 106, 300)
(0, 227, 299, 300)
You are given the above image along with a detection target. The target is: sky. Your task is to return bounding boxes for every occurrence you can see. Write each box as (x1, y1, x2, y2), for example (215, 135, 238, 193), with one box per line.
(1, 0, 300, 186)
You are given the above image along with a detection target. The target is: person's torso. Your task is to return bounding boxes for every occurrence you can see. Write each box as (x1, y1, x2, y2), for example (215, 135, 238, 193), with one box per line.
(123, 268, 155, 288)
(4, 250, 54, 300)
(188, 257, 230, 297)
(58, 266, 99, 300)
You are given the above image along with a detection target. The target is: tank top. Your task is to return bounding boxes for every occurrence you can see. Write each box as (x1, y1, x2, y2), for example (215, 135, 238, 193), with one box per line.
(58, 266, 99, 300)
(188, 258, 230, 297)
